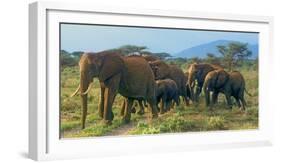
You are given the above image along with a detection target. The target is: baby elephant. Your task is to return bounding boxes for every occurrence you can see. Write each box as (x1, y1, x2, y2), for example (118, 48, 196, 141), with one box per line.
(156, 79, 180, 114)
(203, 69, 249, 110)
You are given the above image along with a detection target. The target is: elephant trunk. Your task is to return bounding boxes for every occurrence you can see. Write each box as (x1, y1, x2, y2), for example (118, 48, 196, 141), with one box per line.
(203, 80, 210, 107)
(188, 73, 195, 101)
(80, 72, 90, 129)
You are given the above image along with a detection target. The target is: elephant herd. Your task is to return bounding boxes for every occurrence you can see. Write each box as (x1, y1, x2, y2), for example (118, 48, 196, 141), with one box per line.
(71, 51, 251, 129)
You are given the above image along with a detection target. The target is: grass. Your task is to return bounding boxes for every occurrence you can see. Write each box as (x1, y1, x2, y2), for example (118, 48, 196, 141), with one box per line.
(60, 66, 259, 138)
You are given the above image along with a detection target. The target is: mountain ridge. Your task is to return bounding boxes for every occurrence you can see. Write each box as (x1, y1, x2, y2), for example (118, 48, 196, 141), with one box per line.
(173, 40, 258, 59)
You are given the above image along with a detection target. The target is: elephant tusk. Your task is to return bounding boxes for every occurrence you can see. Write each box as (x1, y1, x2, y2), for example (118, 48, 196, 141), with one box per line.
(70, 84, 80, 97)
(81, 82, 93, 95)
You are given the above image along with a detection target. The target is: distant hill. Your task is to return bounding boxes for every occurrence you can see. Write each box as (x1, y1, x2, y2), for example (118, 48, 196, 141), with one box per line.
(174, 40, 258, 59)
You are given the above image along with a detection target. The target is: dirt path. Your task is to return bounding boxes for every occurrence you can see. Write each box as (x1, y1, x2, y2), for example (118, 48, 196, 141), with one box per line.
(106, 115, 148, 136)
(106, 122, 136, 136)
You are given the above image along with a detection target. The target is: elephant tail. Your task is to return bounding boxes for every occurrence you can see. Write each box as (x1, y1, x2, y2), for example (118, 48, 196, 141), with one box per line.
(244, 87, 253, 97)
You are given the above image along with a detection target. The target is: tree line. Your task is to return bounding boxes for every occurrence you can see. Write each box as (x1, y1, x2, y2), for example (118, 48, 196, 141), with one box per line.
(61, 42, 257, 71)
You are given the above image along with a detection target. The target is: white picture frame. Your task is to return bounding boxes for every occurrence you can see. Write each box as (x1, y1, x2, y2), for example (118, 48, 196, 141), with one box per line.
(29, 1, 274, 161)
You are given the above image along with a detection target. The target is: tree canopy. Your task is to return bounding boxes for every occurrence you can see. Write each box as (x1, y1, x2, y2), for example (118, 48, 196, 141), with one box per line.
(217, 42, 252, 71)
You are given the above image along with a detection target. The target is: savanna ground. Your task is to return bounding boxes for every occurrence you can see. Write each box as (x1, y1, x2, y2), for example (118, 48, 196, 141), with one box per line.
(60, 64, 258, 138)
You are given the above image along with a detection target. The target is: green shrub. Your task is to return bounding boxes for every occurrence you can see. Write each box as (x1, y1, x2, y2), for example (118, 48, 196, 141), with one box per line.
(61, 99, 80, 112)
(207, 116, 226, 130)
(142, 127, 160, 134)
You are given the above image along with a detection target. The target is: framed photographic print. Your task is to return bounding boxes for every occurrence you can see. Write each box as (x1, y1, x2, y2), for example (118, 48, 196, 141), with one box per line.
(29, 1, 274, 161)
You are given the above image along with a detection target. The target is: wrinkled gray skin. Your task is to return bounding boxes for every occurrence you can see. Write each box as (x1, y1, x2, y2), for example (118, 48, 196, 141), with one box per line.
(142, 55, 161, 62)
(149, 60, 190, 106)
(203, 69, 247, 110)
(120, 54, 160, 116)
(155, 79, 180, 114)
(72, 52, 158, 129)
(187, 63, 223, 103)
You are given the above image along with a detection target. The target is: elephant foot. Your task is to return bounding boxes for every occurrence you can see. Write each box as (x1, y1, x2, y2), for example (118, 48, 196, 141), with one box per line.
(137, 109, 144, 115)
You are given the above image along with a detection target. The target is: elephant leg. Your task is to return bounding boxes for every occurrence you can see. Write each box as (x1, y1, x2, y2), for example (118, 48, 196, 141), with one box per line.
(240, 97, 246, 111)
(212, 91, 219, 105)
(137, 100, 145, 115)
(103, 75, 120, 125)
(159, 98, 165, 114)
(190, 85, 195, 102)
(120, 99, 126, 116)
(131, 101, 137, 114)
(171, 101, 175, 110)
(239, 90, 246, 110)
(195, 86, 202, 103)
(205, 90, 210, 107)
(143, 100, 148, 107)
(123, 98, 133, 123)
(155, 97, 160, 112)
(166, 100, 172, 111)
(98, 84, 105, 118)
(225, 93, 232, 109)
(147, 98, 158, 119)
(234, 96, 241, 108)
(183, 95, 190, 106)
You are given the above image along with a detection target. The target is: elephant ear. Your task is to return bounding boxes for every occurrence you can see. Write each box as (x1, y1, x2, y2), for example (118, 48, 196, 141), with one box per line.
(149, 60, 169, 79)
(215, 70, 229, 89)
(91, 52, 124, 82)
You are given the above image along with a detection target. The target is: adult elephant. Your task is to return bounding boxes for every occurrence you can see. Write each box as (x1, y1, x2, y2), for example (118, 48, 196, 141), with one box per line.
(118, 54, 160, 116)
(203, 69, 250, 110)
(187, 63, 223, 103)
(149, 60, 190, 106)
(71, 52, 158, 129)
(142, 54, 160, 62)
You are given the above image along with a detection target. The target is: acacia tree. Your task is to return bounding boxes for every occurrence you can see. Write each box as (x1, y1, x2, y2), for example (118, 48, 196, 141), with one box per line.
(217, 42, 252, 71)
(190, 57, 202, 64)
(206, 53, 221, 65)
(118, 45, 148, 55)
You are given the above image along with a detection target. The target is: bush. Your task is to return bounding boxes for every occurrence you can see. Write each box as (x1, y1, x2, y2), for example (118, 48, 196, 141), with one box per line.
(61, 53, 79, 67)
(207, 116, 226, 130)
(61, 99, 80, 112)
(142, 127, 160, 134)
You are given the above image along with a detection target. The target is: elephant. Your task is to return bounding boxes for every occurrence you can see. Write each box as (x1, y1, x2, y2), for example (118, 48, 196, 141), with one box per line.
(71, 52, 158, 129)
(118, 54, 160, 116)
(155, 79, 180, 114)
(149, 60, 190, 106)
(184, 71, 192, 103)
(142, 54, 160, 62)
(120, 99, 146, 115)
(187, 63, 223, 103)
(203, 69, 250, 110)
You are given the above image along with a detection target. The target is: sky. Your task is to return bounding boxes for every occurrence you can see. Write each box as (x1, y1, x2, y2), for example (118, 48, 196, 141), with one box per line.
(60, 23, 259, 55)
